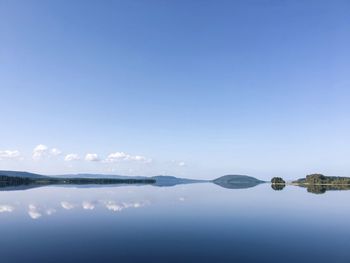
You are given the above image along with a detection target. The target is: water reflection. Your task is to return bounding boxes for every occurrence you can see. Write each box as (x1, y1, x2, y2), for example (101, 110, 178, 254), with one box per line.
(302, 184, 350, 194)
(61, 201, 75, 210)
(105, 200, 149, 212)
(46, 208, 57, 215)
(82, 201, 95, 210)
(1, 183, 350, 263)
(0, 205, 14, 213)
(0, 196, 152, 220)
(28, 204, 42, 219)
(271, 184, 286, 191)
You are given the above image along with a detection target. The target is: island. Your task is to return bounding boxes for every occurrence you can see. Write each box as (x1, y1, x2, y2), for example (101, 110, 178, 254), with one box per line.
(270, 177, 286, 191)
(293, 174, 350, 194)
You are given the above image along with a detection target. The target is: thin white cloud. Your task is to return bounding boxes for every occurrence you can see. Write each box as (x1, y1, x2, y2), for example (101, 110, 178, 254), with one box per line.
(178, 161, 186, 167)
(105, 152, 152, 163)
(64, 154, 80, 162)
(85, 153, 100, 162)
(105, 152, 127, 162)
(0, 150, 21, 160)
(33, 144, 63, 160)
(0, 204, 15, 213)
(50, 148, 62, 156)
(32, 144, 49, 160)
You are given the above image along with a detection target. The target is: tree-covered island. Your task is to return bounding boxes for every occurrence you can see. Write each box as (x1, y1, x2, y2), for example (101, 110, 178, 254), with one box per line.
(270, 177, 286, 190)
(293, 174, 350, 194)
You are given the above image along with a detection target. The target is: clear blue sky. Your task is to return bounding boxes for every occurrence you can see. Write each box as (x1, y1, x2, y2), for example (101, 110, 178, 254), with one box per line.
(1, 0, 349, 179)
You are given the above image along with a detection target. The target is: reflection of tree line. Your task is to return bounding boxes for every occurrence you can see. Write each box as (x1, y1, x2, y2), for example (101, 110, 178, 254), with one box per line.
(0, 176, 32, 187)
(0, 175, 155, 189)
(301, 184, 350, 194)
(270, 174, 350, 194)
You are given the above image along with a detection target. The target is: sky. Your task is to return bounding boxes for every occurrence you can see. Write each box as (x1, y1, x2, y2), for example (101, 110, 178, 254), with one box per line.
(0, 0, 350, 179)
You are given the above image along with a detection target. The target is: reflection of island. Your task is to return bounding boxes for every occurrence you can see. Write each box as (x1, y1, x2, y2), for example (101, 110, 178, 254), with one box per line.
(293, 174, 350, 194)
(271, 184, 285, 191)
(213, 175, 265, 189)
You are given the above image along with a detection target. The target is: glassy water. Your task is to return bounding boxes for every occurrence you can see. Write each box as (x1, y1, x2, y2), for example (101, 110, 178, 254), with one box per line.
(0, 183, 349, 263)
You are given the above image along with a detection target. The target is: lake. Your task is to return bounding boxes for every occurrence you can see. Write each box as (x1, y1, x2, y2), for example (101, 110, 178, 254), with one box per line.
(0, 182, 349, 263)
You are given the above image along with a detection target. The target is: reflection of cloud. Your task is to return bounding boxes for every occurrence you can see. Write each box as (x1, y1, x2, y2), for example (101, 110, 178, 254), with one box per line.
(28, 204, 42, 219)
(82, 201, 95, 210)
(105, 201, 124, 212)
(46, 208, 57, 215)
(0, 205, 15, 213)
(61, 201, 75, 210)
(105, 201, 149, 212)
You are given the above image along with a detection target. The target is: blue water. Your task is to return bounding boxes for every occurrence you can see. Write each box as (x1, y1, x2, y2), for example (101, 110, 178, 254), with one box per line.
(0, 183, 349, 263)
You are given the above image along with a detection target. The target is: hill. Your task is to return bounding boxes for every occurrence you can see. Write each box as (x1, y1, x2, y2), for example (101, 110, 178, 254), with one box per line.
(0, 170, 48, 179)
(213, 175, 265, 189)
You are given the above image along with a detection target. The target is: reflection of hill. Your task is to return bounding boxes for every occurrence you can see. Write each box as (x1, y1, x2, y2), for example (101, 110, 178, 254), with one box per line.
(213, 175, 265, 189)
(151, 176, 207, 187)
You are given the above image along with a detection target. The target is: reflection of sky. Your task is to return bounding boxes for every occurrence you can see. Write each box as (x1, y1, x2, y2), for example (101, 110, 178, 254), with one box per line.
(0, 183, 349, 224)
(0, 205, 14, 213)
(0, 185, 156, 220)
(1, 184, 350, 262)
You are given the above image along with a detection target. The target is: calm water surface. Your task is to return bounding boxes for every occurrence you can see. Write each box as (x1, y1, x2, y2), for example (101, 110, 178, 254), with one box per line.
(0, 183, 349, 263)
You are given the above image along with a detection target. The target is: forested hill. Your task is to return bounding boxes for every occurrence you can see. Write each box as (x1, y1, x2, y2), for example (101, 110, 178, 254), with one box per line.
(0, 170, 48, 179)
